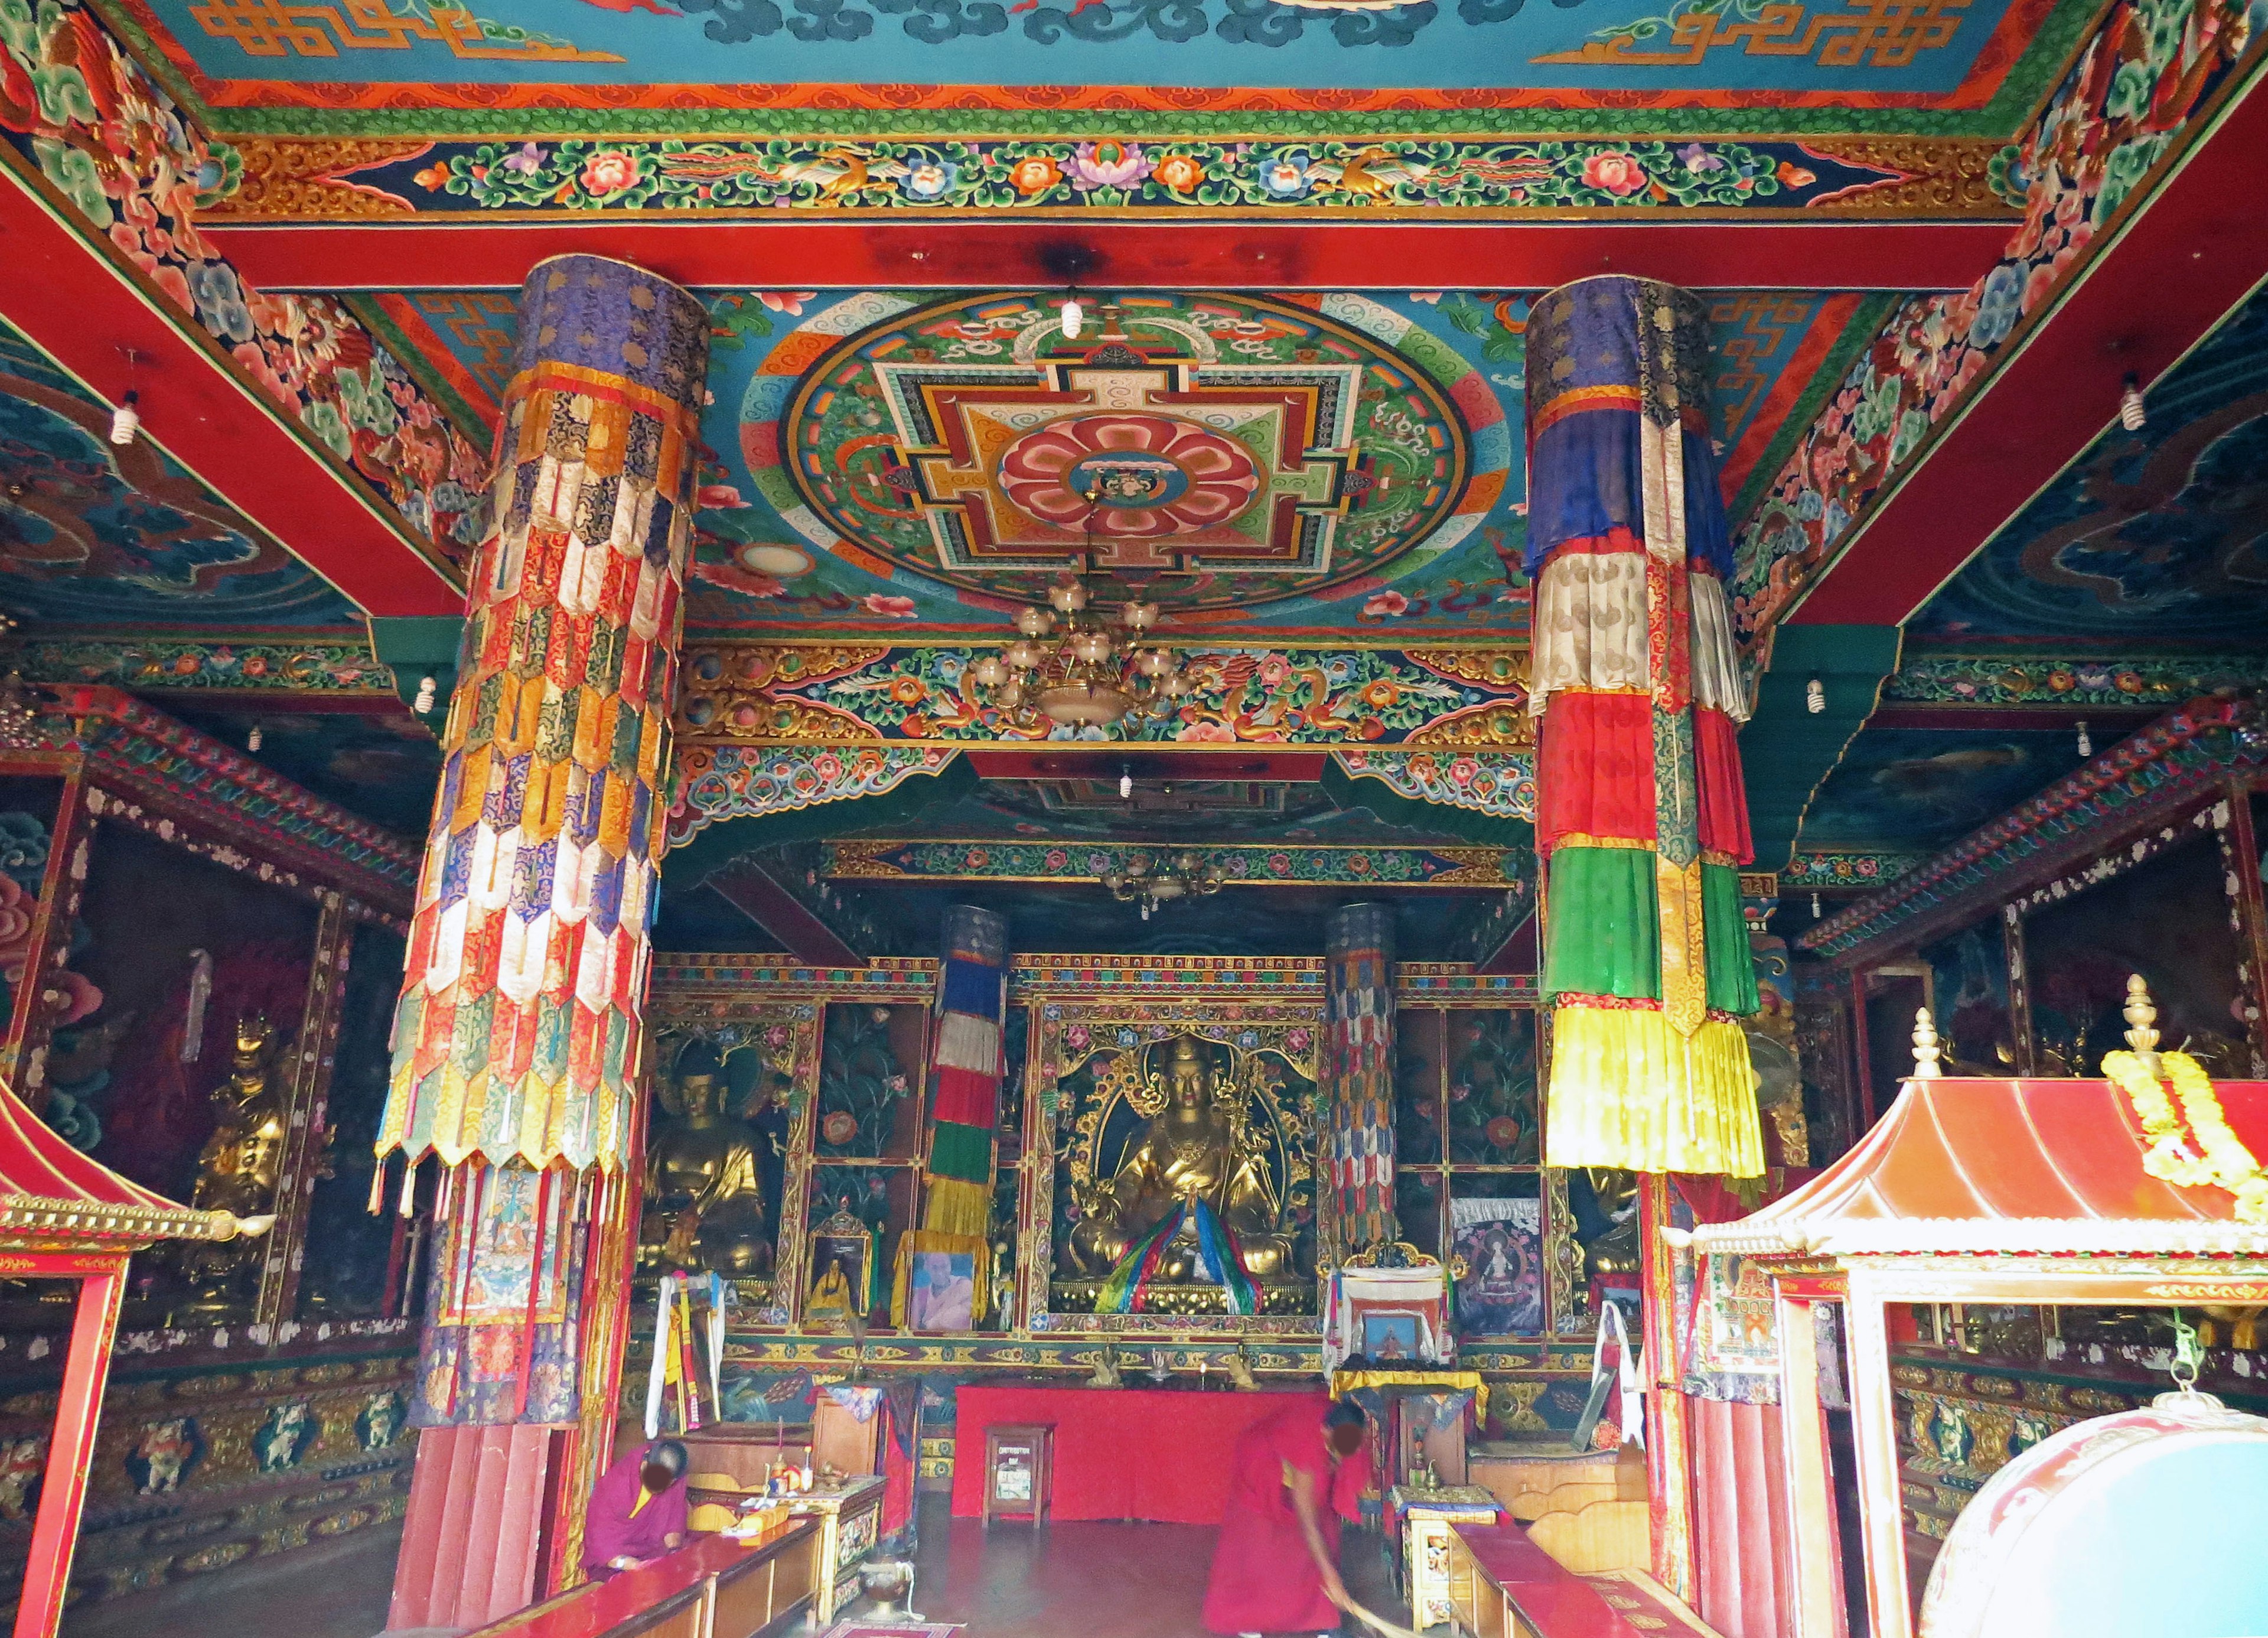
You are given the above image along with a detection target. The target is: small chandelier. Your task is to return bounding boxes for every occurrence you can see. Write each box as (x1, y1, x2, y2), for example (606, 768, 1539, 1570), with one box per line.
(968, 577, 1190, 733)
(1102, 851, 1228, 921)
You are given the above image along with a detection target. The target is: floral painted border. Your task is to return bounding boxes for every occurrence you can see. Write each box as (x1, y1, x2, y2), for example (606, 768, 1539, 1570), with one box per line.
(217, 133, 1986, 217)
(826, 837, 1522, 887)
(1884, 649, 2268, 708)
(674, 646, 1529, 748)
(664, 743, 959, 845)
(1781, 849, 1925, 889)
(1, 0, 488, 575)
(1732, 0, 2259, 646)
(13, 635, 397, 696)
(1333, 746, 1537, 821)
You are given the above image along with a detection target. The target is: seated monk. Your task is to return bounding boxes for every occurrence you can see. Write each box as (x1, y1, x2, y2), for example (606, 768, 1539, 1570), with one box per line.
(1202, 1399, 1368, 1638)
(582, 1438, 690, 1579)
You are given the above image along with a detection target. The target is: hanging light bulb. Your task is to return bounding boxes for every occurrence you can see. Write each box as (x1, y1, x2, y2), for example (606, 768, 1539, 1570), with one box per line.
(109, 389, 140, 447)
(246, 723, 263, 753)
(2077, 719, 2092, 757)
(413, 675, 438, 715)
(1120, 767, 1133, 800)
(2119, 373, 2146, 432)
(1811, 893, 1822, 918)
(1061, 291, 1084, 339)
(1806, 677, 1826, 715)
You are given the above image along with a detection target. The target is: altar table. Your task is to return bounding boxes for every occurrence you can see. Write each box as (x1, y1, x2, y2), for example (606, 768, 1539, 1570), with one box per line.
(951, 1385, 1325, 1523)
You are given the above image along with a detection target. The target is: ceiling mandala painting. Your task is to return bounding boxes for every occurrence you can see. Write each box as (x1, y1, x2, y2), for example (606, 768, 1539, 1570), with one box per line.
(771, 291, 1477, 617)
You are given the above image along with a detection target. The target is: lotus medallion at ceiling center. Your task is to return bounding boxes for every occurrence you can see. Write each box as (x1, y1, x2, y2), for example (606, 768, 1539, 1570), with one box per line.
(775, 292, 1472, 614)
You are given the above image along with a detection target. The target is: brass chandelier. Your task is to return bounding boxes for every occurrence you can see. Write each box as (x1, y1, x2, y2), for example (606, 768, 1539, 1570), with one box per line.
(967, 577, 1191, 732)
(1102, 851, 1229, 921)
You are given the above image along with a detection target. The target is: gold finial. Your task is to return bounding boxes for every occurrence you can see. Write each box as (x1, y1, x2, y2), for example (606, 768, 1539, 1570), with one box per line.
(1912, 1007, 1943, 1080)
(2123, 973, 2162, 1073)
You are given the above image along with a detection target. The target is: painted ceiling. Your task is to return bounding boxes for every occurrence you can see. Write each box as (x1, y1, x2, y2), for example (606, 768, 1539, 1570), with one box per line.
(120, 0, 2066, 126)
(1910, 284, 2268, 645)
(0, 319, 362, 630)
(162, 704, 442, 836)
(843, 776, 1482, 845)
(1793, 726, 2092, 852)
(367, 284, 1866, 640)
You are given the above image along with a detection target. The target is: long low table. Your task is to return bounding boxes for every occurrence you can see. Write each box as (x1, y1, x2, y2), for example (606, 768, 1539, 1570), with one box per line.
(951, 1385, 1325, 1523)
(1445, 1523, 1728, 1638)
(461, 1522, 819, 1638)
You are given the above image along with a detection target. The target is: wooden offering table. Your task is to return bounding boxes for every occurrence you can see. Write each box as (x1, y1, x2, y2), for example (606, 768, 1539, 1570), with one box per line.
(459, 1520, 819, 1638)
(1443, 1522, 1726, 1638)
(788, 1471, 887, 1626)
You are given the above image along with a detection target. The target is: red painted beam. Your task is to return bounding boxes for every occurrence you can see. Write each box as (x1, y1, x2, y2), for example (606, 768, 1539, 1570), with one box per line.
(0, 159, 463, 618)
(1788, 75, 2268, 629)
(709, 861, 866, 968)
(961, 749, 1332, 780)
(206, 220, 2010, 295)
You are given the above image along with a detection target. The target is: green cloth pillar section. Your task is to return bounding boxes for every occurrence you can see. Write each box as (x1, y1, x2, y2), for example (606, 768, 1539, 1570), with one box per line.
(1543, 850, 1760, 1015)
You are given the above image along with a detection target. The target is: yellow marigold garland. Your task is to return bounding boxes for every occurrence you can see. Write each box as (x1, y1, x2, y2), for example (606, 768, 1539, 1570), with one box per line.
(2103, 1048, 2268, 1224)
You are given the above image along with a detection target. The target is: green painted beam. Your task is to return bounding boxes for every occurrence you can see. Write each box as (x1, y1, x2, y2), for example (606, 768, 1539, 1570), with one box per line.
(1743, 624, 1902, 874)
(368, 615, 464, 731)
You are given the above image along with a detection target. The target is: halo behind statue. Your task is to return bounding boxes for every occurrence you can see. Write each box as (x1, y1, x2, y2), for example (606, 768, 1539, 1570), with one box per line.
(1921, 1390, 2268, 1637)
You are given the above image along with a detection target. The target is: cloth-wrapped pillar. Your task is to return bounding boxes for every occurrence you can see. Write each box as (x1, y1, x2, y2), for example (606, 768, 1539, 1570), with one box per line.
(895, 903, 1008, 1326)
(1325, 902, 1397, 1252)
(379, 255, 709, 1627)
(1525, 276, 1763, 1178)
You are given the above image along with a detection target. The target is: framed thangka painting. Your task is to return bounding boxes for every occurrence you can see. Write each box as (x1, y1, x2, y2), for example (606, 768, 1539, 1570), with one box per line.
(1451, 1196, 1543, 1337)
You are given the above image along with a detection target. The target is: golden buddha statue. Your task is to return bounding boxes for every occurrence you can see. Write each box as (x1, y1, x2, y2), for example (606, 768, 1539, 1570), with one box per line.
(1063, 1035, 1298, 1288)
(638, 1050, 778, 1279)
(175, 1017, 288, 1314)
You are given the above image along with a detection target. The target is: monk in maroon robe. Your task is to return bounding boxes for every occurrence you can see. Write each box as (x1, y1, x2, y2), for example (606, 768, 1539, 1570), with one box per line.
(1203, 1399, 1369, 1637)
(582, 1438, 691, 1580)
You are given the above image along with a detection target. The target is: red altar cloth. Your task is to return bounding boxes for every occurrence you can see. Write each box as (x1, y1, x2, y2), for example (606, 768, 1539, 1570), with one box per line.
(951, 1385, 1327, 1523)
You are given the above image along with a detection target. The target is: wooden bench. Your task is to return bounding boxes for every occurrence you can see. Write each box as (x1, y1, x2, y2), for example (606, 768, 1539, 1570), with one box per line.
(1444, 1522, 1727, 1638)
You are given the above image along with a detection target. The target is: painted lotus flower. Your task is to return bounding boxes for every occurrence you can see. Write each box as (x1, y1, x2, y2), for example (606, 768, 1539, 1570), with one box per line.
(1070, 141, 1150, 189)
(904, 161, 958, 200)
(1581, 152, 1648, 196)
(1260, 158, 1311, 198)
(1363, 590, 1411, 618)
(695, 483, 748, 509)
(579, 150, 640, 197)
(862, 594, 918, 618)
(1152, 154, 1204, 193)
(757, 292, 817, 314)
(1006, 155, 1063, 196)
(996, 414, 1259, 538)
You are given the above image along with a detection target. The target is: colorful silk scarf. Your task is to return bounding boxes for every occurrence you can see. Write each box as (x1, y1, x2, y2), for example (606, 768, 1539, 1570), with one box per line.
(1096, 1197, 1259, 1316)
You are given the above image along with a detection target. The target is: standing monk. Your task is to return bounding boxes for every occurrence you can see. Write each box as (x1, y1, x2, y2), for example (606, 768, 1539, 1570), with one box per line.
(1203, 1399, 1369, 1637)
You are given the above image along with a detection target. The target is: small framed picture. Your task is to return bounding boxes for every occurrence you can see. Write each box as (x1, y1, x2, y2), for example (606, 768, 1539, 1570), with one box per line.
(806, 1232, 869, 1321)
(1360, 1310, 1425, 1361)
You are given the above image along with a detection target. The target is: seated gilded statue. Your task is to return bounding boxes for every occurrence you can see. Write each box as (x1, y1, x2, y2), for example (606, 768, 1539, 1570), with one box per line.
(638, 1050, 781, 1280)
(1061, 1035, 1299, 1289)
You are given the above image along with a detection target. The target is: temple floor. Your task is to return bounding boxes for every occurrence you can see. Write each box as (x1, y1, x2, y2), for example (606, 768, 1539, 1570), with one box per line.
(47, 1494, 1412, 1637)
(901, 1493, 1411, 1638)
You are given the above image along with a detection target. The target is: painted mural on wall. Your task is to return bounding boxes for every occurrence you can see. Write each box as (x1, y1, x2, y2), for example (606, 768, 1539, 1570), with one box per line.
(1794, 727, 2091, 852)
(0, 0, 488, 570)
(1911, 285, 2268, 643)
(130, 0, 2055, 105)
(1731, 0, 2260, 643)
(168, 705, 442, 836)
(0, 321, 363, 627)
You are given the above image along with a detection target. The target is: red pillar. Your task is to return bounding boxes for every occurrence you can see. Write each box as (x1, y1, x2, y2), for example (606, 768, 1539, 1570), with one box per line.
(17, 1259, 125, 1638)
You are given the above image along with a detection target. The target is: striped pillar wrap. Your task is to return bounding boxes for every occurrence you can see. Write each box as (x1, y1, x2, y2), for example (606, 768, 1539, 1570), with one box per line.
(380, 256, 709, 1432)
(1524, 275, 1763, 1178)
(1326, 901, 1399, 1252)
(895, 903, 1009, 1325)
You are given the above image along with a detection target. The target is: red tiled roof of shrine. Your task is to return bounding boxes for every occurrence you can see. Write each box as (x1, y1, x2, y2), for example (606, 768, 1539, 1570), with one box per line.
(0, 1081, 238, 1249)
(1693, 1076, 2268, 1258)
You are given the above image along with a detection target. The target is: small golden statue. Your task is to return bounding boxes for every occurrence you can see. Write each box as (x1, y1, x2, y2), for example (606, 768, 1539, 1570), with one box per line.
(1061, 1034, 1299, 1294)
(173, 1017, 288, 1315)
(638, 1048, 780, 1279)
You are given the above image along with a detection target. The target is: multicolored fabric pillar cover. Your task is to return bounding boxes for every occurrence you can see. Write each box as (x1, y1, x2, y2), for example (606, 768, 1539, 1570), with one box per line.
(1326, 901, 1398, 1251)
(379, 256, 710, 1177)
(1524, 276, 1763, 1178)
(894, 904, 1008, 1323)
